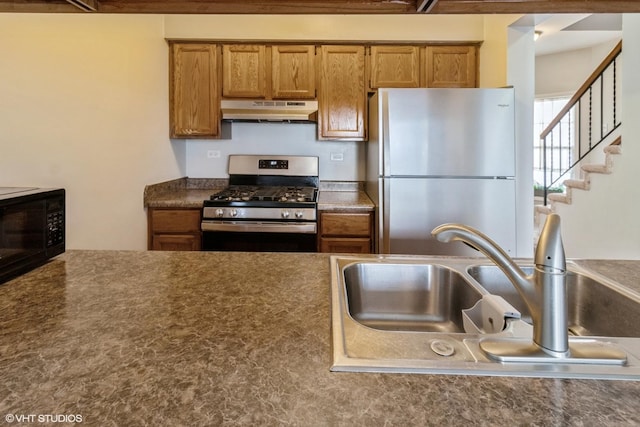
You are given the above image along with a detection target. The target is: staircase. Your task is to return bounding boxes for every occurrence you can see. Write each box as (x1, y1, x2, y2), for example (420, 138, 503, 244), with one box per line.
(535, 137, 621, 218)
(535, 41, 623, 224)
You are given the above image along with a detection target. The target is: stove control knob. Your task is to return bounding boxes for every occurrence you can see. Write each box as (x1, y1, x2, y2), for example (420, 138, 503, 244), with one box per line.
(215, 209, 224, 218)
(230, 209, 238, 217)
(295, 211, 304, 219)
(281, 210, 290, 219)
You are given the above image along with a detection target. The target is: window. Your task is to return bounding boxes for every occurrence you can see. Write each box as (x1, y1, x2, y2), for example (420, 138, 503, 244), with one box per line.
(533, 96, 573, 190)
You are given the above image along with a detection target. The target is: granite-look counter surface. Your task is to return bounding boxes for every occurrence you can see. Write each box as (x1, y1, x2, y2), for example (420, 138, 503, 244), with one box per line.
(317, 190, 375, 212)
(145, 178, 376, 211)
(318, 181, 375, 212)
(144, 177, 227, 208)
(1, 251, 639, 426)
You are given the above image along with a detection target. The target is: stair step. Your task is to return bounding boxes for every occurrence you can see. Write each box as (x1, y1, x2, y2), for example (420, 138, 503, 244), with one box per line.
(548, 193, 570, 203)
(564, 178, 589, 190)
(535, 205, 552, 215)
(582, 164, 611, 174)
(604, 144, 622, 155)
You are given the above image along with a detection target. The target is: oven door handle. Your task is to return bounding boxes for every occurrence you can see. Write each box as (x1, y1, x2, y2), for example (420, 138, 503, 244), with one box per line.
(201, 221, 317, 234)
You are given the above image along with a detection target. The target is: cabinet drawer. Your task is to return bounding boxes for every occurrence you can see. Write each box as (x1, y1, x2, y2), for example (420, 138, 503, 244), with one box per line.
(320, 212, 371, 237)
(150, 209, 201, 233)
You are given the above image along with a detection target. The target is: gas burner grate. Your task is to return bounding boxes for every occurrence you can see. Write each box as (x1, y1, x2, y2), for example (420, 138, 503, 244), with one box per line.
(210, 186, 317, 204)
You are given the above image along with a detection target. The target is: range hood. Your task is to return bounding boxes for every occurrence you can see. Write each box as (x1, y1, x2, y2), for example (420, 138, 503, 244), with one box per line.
(221, 99, 318, 122)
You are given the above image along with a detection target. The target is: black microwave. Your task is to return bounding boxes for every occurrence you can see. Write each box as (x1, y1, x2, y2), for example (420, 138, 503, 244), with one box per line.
(0, 187, 65, 284)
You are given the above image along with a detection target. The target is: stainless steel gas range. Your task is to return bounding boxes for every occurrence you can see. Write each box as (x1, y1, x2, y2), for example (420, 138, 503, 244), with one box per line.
(201, 155, 319, 252)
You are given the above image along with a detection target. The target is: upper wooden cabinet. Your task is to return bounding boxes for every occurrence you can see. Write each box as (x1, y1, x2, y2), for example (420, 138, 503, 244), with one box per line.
(425, 45, 478, 88)
(222, 44, 267, 98)
(169, 43, 221, 138)
(369, 45, 421, 89)
(271, 45, 316, 99)
(168, 41, 479, 139)
(318, 45, 367, 141)
(222, 44, 316, 99)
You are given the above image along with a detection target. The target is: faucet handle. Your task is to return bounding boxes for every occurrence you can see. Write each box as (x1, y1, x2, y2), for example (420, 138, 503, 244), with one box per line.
(535, 214, 566, 272)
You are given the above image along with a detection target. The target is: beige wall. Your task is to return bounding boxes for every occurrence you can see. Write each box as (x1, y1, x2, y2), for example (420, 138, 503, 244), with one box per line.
(0, 13, 513, 250)
(535, 38, 621, 97)
(164, 15, 485, 41)
(0, 14, 182, 250)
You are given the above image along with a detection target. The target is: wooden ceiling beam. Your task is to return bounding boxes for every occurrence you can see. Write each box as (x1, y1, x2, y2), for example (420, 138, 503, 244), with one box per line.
(431, 0, 640, 14)
(0, 0, 79, 12)
(1, 0, 640, 14)
(96, 0, 416, 14)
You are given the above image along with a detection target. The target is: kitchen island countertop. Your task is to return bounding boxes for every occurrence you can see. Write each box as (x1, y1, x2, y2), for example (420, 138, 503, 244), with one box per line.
(1, 250, 639, 426)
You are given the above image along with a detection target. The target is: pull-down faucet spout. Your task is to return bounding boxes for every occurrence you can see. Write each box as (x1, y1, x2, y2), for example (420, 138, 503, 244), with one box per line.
(432, 214, 569, 356)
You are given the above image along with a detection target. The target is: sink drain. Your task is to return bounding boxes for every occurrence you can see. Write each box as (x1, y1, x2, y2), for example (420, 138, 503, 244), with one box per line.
(429, 339, 456, 357)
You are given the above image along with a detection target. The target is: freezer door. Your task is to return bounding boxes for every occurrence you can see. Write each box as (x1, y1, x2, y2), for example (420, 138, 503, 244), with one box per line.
(383, 88, 515, 177)
(381, 177, 516, 256)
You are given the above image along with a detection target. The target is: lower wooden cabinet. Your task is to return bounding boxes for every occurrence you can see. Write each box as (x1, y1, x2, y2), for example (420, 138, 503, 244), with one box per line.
(148, 208, 202, 251)
(318, 211, 373, 254)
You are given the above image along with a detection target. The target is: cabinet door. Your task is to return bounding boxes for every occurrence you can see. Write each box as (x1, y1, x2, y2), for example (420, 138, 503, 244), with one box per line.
(170, 43, 220, 138)
(148, 208, 202, 251)
(425, 45, 478, 88)
(318, 45, 367, 141)
(222, 44, 267, 98)
(370, 46, 420, 89)
(320, 238, 371, 254)
(319, 212, 373, 253)
(272, 45, 316, 99)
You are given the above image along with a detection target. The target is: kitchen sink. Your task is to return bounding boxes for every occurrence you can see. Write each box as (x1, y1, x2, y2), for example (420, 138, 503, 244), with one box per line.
(330, 255, 640, 379)
(344, 263, 482, 333)
(467, 265, 640, 338)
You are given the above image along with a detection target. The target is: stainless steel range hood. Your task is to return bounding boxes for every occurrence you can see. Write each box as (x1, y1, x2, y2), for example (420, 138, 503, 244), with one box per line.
(221, 99, 318, 122)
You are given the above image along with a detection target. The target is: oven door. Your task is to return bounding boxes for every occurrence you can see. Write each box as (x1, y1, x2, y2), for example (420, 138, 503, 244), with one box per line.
(201, 220, 317, 252)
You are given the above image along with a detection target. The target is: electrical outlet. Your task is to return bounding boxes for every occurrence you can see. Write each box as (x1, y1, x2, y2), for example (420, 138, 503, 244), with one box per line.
(330, 152, 344, 162)
(207, 150, 221, 159)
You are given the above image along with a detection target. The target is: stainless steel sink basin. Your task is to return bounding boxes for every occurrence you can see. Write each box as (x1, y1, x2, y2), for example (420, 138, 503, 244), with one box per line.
(467, 265, 640, 338)
(330, 255, 640, 380)
(344, 263, 482, 332)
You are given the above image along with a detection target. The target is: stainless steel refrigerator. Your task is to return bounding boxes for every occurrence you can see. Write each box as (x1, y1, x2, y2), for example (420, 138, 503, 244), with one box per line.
(366, 88, 517, 256)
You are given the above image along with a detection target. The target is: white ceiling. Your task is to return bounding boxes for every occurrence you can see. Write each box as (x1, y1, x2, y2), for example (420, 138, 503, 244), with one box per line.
(534, 14, 622, 56)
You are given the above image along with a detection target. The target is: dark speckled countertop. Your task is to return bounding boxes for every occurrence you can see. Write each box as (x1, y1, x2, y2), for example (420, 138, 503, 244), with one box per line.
(144, 178, 375, 211)
(0, 250, 639, 426)
(144, 177, 227, 208)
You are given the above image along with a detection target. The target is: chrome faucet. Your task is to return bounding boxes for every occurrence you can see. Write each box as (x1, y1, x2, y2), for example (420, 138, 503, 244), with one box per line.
(432, 214, 569, 357)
